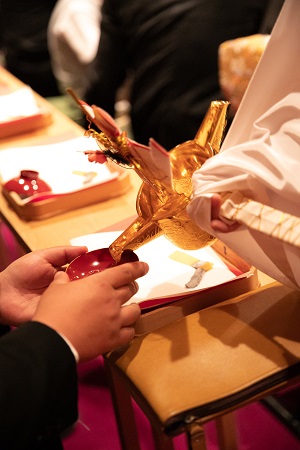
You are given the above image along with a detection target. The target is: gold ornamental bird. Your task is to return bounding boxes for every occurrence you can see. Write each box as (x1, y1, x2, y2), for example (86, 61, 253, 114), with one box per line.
(68, 88, 230, 261)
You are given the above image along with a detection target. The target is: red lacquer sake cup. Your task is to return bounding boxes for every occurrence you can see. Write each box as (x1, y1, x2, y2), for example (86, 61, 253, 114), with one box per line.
(66, 248, 139, 280)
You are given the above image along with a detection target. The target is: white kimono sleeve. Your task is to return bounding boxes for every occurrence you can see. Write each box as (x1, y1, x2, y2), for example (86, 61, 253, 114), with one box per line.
(187, 0, 300, 290)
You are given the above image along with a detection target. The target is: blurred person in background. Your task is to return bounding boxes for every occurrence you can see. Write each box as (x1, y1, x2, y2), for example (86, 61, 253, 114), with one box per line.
(82, 0, 284, 150)
(0, 0, 60, 97)
(47, 0, 103, 98)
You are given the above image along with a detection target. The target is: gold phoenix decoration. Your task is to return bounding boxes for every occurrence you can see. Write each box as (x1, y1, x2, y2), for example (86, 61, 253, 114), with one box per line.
(68, 89, 230, 261)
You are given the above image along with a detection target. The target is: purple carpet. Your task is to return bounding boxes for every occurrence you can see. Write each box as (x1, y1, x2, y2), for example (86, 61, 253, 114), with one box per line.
(62, 357, 300, 450)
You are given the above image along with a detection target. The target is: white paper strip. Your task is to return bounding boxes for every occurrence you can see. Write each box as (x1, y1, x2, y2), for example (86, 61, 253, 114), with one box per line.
(220, 192, 300, 248)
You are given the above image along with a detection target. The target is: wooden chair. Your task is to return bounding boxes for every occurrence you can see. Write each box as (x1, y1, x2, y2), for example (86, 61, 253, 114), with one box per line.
(104, 282, 300, 450)
(262, 382, 300, 440)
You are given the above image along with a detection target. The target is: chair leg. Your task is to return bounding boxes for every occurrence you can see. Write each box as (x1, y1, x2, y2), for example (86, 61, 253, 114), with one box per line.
(104, 361, 141, 450)
(152, 427, 175, 450)
(215, 412, 238, 450)
(186, 421, 207, 450)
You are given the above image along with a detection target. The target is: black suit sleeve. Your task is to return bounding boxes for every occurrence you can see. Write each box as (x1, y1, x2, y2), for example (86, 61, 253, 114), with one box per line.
(0, 322, 78, 450)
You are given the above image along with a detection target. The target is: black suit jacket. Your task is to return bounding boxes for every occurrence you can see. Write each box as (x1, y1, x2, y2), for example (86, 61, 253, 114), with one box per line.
(86, 0, 283, 150)
(0, 322, 78, 450)
(0, 0, 60, 97)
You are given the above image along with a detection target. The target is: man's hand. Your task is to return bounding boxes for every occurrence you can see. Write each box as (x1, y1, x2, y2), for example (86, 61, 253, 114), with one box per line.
(0, 246, 87, 325)
(33, 261, 149, 361)
(211, 194, 239, 233)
